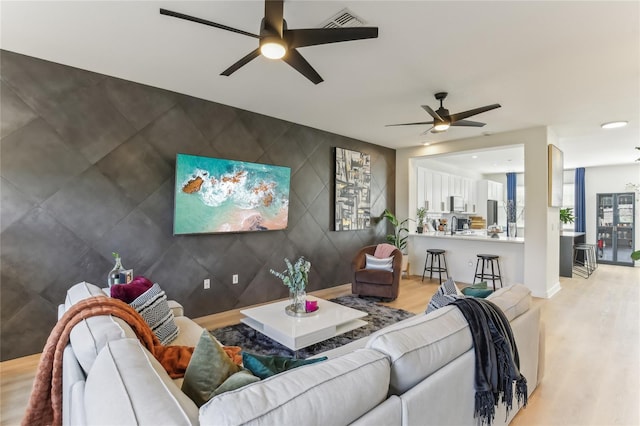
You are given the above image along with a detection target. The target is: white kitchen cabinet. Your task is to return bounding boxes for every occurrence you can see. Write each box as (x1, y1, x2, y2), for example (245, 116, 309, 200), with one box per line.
(463, 178, 477, 213)
(451, 175, 462, 197)
(417, 169, 483, 214)
(417, 168, 427, 211)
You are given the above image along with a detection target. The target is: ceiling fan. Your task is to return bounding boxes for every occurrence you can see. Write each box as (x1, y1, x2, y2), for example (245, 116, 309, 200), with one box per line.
(159, 1, 378, 84)
(386, 92, 501, 134)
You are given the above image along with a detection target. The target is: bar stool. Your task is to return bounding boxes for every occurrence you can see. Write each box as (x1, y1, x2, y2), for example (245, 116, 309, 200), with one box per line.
(573, 244, 597, 278)
(422, 249, 449, 284)
(473, 254, 503, 291)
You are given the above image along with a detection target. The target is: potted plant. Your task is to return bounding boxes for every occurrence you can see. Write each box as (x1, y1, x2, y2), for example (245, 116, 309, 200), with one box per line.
(383, 209, 409, 252)
(416, 207, 427, 234)
(270, 256, 311, 313)
(382, 209, 410, 275)
(560, 207, 575, 225)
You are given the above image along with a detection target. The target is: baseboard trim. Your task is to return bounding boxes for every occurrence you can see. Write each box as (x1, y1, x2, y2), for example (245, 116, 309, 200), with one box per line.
(546, 281, 562, 298)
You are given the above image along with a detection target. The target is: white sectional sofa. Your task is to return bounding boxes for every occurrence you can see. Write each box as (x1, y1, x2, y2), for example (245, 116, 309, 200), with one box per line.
(60, 281, 544, 426)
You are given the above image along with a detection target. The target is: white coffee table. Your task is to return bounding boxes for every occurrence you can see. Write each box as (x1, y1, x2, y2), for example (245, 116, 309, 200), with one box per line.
(240, 296, 367, 351)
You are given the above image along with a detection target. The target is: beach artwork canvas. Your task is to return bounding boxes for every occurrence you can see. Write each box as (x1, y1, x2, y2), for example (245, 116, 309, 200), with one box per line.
(174, 154, 291, 234)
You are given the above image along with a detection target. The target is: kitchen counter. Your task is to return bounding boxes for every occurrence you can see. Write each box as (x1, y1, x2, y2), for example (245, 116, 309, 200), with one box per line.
(412, 231, 524, 244)
(408, 231, 524, 285)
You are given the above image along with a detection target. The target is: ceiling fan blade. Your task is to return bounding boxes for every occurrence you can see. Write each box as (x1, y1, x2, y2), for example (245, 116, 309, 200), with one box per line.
(284, 27, 378, 48)
(450, 119, 486, 127)
(421, 105, 444, 122)
(264, 0, 284, 36)
(282, 49, 323, 84)
(421, 126, 435, 135)
(385, 121, 434, 127)
(160, 8, 259, 39)
(220, 48, 261, 76)
(448, 104, 501, 123)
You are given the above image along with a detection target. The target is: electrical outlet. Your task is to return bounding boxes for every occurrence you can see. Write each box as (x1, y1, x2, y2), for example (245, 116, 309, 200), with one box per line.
(232, 274, 238, 284)
(203, 278, 210, 289)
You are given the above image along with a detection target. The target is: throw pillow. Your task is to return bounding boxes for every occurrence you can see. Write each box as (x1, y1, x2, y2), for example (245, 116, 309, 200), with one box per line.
(212, 369, 261, 397)
(130, 283, 179, 345)
(241, 352, 328, 380)
(373, 243, 397, 258)
(461, 282, 493, 298)
(182, 330, 243, 407)
(365, 254, 393, 272)
(426, 277, 464, 314)
(110, 276, 153, 304)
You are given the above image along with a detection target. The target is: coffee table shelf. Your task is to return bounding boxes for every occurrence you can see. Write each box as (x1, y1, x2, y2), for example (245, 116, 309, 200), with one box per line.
(240, 296, 367, 351)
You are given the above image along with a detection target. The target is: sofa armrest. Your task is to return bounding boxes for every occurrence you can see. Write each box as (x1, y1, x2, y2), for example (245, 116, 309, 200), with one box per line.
(167, 300, 184, 317)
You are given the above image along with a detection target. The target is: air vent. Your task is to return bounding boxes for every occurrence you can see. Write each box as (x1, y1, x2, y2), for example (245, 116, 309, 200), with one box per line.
(321, 8, 366, 28)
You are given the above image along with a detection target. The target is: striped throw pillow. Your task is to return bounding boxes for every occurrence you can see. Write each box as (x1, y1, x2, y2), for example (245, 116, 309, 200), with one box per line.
(365, 254, 394, 272)
(130, 283, 179, 345)
(426, 277, 464, 314)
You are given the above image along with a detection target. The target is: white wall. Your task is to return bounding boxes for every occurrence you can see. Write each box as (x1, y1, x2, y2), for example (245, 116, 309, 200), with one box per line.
(396, 126, 559, 298)
(585, 164, 640, 265)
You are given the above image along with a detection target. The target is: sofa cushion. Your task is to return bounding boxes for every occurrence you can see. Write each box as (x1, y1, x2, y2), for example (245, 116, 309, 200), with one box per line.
(181, 330, 241, 407)
(366, 305, 473, 395)
(486, 284, 531, 321)
(65, 282, 136, 374)
(355, 269, 393, 285)
(130, 283, 179, 345)
(365, 254, 393, 272)
(200, 349, 390, 426)
(84, 338, 199, 425)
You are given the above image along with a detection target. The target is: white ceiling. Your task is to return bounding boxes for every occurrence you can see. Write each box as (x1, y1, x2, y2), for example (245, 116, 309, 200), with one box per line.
(2, 1, 638, 172)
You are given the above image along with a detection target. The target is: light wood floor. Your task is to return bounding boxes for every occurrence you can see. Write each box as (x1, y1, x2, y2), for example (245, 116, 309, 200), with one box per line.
(1, 265, 638, 425)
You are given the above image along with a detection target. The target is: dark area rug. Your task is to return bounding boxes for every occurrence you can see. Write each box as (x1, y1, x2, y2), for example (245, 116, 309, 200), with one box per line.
(210, 295, 415, 359)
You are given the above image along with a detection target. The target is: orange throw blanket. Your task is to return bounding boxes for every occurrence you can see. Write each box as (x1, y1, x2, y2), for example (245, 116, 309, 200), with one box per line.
(22, 295, 240, 426)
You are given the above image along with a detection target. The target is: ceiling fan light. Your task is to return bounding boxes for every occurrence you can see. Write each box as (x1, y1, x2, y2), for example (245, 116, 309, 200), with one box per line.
(260, 39, 286, 59)
(433, 122, 450, 132)
(601, 121, 628, 129)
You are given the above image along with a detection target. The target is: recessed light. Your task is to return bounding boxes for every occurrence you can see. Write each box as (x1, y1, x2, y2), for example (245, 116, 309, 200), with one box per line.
(422, 142, 431, 146)
(601, 121, 628, 129)
(471, 155, 478, 159)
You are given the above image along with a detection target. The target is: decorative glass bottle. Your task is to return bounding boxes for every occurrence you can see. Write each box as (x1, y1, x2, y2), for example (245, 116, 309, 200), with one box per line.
(107, 253, 126, 288)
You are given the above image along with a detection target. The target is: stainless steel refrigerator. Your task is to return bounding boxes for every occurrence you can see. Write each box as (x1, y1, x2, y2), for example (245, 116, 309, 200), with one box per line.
(487, 200, 498, 228)
(596, 192, 635, 266)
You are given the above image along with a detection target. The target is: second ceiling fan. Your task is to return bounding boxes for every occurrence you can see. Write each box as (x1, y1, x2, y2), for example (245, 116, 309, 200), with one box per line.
(160, 0, 378, 84)
(386, 92, 501, 134)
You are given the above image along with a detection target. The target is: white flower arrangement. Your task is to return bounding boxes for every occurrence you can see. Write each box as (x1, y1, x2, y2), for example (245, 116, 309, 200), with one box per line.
(270, 256, 311, 292)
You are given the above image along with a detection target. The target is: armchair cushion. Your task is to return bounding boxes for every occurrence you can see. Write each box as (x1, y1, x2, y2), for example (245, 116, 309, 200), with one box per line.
(365, 254, 394, 272)
(355, 269, 394, 285)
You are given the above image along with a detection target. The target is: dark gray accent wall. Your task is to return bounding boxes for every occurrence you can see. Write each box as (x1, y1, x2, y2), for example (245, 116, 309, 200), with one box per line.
(0, 50, 395, 361)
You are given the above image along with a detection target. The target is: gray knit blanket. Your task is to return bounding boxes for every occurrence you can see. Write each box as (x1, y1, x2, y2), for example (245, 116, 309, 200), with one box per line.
(450, 297, 528, 426)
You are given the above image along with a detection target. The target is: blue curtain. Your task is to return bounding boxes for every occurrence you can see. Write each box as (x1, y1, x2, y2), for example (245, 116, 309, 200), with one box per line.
(575, 167, 586, 232)
(506, 172, 517, 222)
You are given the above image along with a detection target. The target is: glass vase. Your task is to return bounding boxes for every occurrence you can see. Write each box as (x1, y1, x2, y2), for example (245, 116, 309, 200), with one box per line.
(508, 222, 517, 238)
(107, 256, 126, 288)
(289, 288, 307, 313)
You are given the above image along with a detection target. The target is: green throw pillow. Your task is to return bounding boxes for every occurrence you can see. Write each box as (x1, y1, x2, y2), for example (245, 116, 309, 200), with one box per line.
(212, 369, 261, 397)
(241, 352, 328, 380)
(182, 330, 241, 407)
(461, 282, 493, 298)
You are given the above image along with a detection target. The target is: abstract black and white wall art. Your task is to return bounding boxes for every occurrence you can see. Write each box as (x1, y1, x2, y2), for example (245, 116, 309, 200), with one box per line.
(334, 148, 371, 230)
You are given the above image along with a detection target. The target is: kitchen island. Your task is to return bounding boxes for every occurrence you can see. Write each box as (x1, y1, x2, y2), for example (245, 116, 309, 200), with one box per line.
(408, 231, 524, 286)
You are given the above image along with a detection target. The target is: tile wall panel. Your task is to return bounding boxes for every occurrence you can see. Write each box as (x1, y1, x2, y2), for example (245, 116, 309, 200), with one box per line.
(0, 50, 395, 360)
